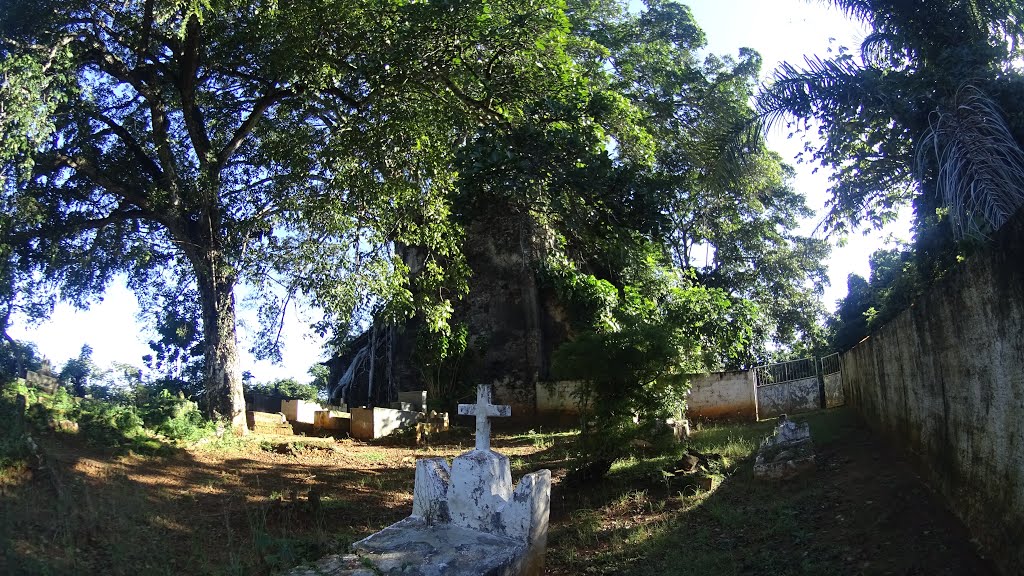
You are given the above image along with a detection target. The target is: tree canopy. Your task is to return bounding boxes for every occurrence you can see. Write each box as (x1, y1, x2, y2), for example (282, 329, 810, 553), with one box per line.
(447, 0, 831, 477)
(558, 0, 829, 363)
(0, 0, 583, 430)
(759, 0, 1024, 238)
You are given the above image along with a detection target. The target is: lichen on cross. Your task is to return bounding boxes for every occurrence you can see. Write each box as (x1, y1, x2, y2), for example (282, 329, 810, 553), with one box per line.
(457, 384, 511, 451)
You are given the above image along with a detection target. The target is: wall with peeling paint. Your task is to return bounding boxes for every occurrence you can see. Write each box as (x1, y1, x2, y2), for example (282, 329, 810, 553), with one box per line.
(842, 210, 1024, 575)
(686, 370, 758, 421)
(756, 377, 820, 419)
(823, 372, 844, 408)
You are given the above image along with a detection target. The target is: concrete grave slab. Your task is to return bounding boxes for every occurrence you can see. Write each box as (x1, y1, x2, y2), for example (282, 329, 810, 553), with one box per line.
(287, 384, 550, 576)
(281, 399, 322, 424)
(313, 410, 350, 433)
(350, 407, 420, 440)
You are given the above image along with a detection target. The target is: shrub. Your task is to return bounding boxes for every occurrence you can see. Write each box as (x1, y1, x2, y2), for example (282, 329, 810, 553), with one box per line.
(73, 398, 145, 448)
(140, 390, 214, 441)
(0, 383, 31, 473)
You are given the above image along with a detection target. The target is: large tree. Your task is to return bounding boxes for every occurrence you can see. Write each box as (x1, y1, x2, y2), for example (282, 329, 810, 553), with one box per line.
(572, 0, 830, 359)
(0, 0, 577, 431)
(445, 0, 829, 478)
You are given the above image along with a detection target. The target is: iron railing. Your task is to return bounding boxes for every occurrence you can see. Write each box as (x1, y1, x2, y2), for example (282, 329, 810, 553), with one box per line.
(754, 357, 816, 387)
(820, 353, 841, 376)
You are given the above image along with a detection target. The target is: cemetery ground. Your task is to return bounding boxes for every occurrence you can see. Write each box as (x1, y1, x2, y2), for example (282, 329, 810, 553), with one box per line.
(0, 399, 994, 576)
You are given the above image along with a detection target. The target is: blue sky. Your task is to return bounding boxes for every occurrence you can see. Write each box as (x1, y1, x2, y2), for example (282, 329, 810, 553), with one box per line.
(10, 1, 910, 381)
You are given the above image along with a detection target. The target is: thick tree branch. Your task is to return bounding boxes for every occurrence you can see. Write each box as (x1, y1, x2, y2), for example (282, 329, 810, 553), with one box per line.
(215, 88, 291, 171)
(140, 0, 155, 59)
(91, 111, 164, 182)
(62, 209, 152, 234)
(83, 33, 181, 197)
(432, 75, 509, 127)
(8, 206, 152, 245)
(178, 15, 212, 167)
(54, 153, 159, 219)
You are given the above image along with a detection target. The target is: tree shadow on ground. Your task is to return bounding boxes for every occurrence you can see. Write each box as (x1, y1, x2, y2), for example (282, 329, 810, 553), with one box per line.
(542, 408, 997, 576)
(0, 430, 422, 576)
(2, 404, 993, 576)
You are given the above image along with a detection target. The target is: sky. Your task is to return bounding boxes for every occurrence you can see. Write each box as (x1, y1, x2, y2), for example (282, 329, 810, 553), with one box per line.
(9, 0, 912, 382)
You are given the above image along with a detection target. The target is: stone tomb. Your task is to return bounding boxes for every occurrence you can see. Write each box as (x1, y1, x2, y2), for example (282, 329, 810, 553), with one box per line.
(288, 385, 551, 576)
(350, 406, 420, 440)
(281, 399, 323, 424)
(246, 411, 294, 435)
(25, 360, 59, 394)
(313, 409, 351, 434)
(753, 414, 815, 480)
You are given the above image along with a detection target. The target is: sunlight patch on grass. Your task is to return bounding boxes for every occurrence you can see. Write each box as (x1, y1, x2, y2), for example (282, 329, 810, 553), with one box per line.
(355, 450, 387, 463)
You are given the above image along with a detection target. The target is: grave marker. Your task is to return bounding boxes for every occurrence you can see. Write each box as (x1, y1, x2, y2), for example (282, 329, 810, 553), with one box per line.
(287, 384, 550, 576)
(457, 383, 511, 451)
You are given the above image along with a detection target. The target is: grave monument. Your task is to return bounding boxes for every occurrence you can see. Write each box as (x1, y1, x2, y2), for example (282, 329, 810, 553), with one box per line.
(288, 384, 551, 576)
(753, 414, 816, 480)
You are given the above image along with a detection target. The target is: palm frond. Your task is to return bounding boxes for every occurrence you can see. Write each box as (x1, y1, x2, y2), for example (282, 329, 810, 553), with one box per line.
(756, 55, 868, 129)
(918, 84, 1024, 238)
(860, 31, 911, 70)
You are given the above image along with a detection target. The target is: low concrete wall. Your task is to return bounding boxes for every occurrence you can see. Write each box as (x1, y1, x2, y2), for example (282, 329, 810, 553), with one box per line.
(493, 377, 538, 423)
(314, 410, 350, 433)
(756, 377, 819, 419)
(351, 407, 419, 440)
(823, 372, 844, 408)
(842, 211, 1024, 575)
(686, 370, 757, 421)
(535, 381, 584, 424)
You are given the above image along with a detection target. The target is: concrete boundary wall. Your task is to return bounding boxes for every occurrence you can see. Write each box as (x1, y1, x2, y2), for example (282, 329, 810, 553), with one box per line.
(686, 370, 757, 421)
(535, 381, 584, 424)
(842, 211, 1024, 575)
(823, 372, 844, 408)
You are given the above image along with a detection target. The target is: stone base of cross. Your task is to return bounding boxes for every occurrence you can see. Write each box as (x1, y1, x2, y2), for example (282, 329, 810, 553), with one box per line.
(458, 384, 511, 452)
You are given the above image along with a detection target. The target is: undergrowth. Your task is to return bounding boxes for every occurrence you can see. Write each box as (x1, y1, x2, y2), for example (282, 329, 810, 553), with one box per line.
(1, 379, 217, 455)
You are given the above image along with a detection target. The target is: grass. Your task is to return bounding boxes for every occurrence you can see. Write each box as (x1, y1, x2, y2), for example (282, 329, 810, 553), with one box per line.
(543, 408, 991, 576)
(0, 401, 992, 576)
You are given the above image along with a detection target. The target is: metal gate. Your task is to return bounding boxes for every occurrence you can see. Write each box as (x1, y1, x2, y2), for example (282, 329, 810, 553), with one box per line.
(754, 357, 820, 419)
(821, 353, 844, 408)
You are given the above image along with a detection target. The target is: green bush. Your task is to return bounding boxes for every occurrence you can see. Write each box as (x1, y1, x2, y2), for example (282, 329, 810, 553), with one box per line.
(3, 380, 214, 453)
(73, 398, 145, 448)
(22, 385, 77, 431)
(0, 383, 31, 472)
(140, 390, 214, 441)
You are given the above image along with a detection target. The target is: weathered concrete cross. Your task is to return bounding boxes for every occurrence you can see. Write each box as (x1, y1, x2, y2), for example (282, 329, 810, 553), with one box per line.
(457, 384, 511, 451)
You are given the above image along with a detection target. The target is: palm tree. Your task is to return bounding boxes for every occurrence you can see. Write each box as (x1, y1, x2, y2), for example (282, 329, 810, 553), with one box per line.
(758, 0, 1024, 239)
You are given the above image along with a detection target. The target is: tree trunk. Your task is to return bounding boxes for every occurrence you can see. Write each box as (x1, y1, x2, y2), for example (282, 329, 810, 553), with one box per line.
(196, 261, 247, 435)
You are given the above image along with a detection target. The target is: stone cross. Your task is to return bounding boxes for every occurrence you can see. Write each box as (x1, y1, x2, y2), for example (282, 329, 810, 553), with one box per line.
(458, 384, 511, 451)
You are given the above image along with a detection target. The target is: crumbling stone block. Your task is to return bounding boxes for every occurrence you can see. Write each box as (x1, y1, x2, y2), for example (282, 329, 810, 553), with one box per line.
(753, 415, 815, 480)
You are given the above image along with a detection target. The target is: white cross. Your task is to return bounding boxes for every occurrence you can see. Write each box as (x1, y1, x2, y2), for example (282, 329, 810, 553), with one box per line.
(457, 384, 511, 451)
